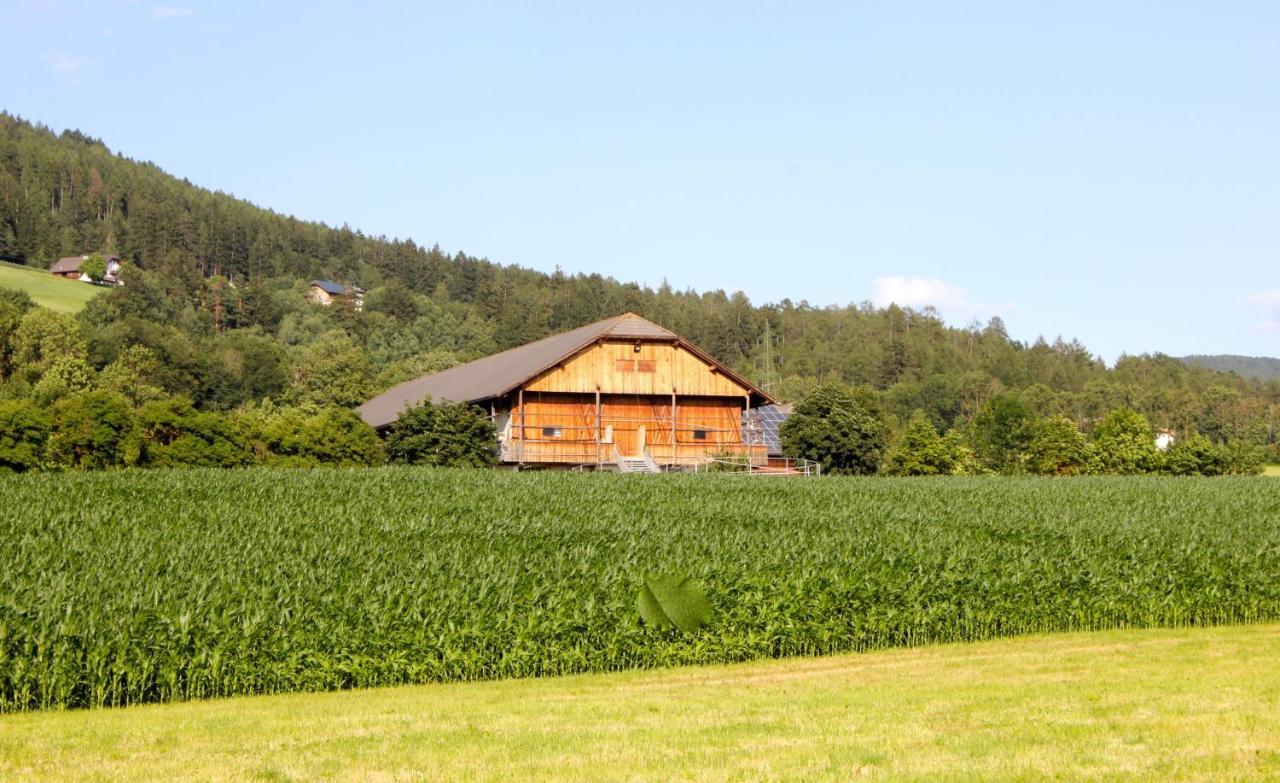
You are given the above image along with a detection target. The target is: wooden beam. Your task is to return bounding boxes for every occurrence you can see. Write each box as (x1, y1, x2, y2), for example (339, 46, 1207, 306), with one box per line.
(671, 387, 677, 466)
(518, 388, 524, 468)
(595, 386, 602, 467)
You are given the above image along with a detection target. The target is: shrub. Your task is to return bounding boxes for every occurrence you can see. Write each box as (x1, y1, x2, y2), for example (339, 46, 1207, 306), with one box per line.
(882, 410, 958, 476)
(780, 383, 886, 475)
(262, 405, 385, 466)
(386, 401, 496, 467)
(0, 399, 50, 472)
(969, 393, 1036, 473)
(1092, 408, 1160, 474)
(45, 389, 140, 469)
(1162, 433, 1224, 476)
(137, 398, 254, 468)
(1027, 415, 1092, 476)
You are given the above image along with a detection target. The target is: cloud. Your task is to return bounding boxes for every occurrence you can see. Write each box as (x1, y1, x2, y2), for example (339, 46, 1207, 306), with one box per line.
(150, 4, 195, 19)
(869, 275, 1014, 321)
(871, 276, 970, 312)
(46, 52, 88, 73)
(1244, 290, 1280, 334)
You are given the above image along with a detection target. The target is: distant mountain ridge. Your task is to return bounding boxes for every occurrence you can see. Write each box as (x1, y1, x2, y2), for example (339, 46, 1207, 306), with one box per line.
(1180, 355, 1280, 382)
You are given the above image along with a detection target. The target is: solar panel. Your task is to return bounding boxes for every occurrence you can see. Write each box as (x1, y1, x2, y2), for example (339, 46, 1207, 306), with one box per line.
(743, 404, 792, 455)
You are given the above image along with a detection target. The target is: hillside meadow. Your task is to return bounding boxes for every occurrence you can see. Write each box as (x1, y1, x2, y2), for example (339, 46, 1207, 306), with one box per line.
(1, 469, 1279, 712)
(0, 261, 105, 313)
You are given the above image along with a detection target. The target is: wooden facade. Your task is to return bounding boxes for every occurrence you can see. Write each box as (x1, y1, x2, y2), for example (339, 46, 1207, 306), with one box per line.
(498, 339, 766, 467)
(357, 313, 773, 470)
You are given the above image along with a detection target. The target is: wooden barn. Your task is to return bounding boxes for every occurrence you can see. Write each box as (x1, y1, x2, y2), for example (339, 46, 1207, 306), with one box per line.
(357, 313, 775, 471)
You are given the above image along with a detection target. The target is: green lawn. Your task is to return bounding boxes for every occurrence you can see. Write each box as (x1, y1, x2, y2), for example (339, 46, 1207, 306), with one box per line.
(0, 260, 106, 313)
(2, 624, 1276, 782)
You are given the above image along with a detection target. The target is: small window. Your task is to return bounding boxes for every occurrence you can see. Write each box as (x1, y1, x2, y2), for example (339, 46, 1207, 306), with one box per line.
(542, 427, 562, 438)
(692, 429, 709, 441)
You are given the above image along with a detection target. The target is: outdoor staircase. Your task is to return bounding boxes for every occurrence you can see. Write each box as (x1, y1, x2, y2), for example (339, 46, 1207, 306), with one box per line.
(614, 449, 661, 474)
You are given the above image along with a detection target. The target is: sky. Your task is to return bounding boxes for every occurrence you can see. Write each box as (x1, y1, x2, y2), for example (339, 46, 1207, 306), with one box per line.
(1, 1, 1277, 362)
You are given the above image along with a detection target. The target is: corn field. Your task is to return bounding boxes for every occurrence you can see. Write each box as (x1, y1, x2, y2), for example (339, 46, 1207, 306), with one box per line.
(1, 468, 1278, 712)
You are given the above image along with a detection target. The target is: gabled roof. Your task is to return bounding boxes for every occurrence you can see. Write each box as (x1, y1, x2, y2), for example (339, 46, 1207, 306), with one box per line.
(357, 313, 772, 429)
(50, 255, 89, 274)
(310, 279, 348, 295)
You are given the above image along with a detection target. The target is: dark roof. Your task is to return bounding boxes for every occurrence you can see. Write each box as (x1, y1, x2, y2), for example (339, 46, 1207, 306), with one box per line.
(357, 313, 773, 429)
(310, 280, 348, 295)
(49, 254, 120, 274)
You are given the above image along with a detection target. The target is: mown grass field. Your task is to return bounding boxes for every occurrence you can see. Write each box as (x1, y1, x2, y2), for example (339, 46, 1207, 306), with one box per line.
(3, 469, 1279, 713)
(1, 624, 1277, 782)
(0, 260, 105, 312)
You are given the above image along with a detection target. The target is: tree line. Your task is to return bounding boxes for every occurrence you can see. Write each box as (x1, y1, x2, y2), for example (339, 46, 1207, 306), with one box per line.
(781, 383, 1265, 477)
(0, 112, 1277, 473)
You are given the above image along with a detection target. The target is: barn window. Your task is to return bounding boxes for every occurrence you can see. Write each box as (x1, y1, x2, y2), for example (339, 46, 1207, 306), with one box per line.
(692, 428, 709, 441)
(542, 427, 562, 438)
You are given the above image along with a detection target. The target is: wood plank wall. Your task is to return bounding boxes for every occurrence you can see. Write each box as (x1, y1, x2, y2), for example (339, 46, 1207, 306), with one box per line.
(508, 392, 763, 466)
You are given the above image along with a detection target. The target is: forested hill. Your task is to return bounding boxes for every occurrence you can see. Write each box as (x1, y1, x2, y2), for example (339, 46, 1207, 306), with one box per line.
(0, 111, 1277, 443)
(1181, 355, 1280, 383)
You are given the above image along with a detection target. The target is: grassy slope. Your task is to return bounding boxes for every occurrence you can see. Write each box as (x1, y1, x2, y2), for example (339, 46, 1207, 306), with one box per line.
(1, 624, 1277, 782)
(0, 261, 105, 313)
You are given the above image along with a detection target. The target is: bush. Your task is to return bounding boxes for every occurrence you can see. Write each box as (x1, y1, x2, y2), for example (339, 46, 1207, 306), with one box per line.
(882, 410, 958, 475)
(969, 393, 1036, 474)
(0, 399, 50, 472)
(386, 401, 496, 467)
(1162, 433, 1224, 476)
(1092, 408, 1160, 474)
(1027, 415, 1092, 476)
(780, 383, 886, 475)
(259, 405, 385, 467)
(137, 398, 254, 468)
(45, 390, 141, 469)
(1218, 440, 1265, 476)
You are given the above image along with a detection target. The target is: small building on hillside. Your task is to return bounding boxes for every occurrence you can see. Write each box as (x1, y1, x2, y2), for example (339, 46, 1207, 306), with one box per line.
(306, 280, 365, 311)
(357, 313, 776, 471)
(49, 254, 122, 285)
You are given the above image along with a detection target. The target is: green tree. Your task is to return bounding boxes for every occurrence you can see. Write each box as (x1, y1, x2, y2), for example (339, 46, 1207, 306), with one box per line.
(780, 382, 886, 475)
(385, 401, 497, 467)
(969, 393, 1036, 474)
(0, 399, 50, 472)
(374, 349, 460, 390)
(1217, 440, 1265, 475)
(46, 390, 141, 469)
(79, 253, 107, 282)
(137, 397, 254, 467)
(882, 410, 957, 476)
(31, 355, 95, 405)
(1162, 433, 1224, 476)
(0, 288, 35, 379)
(253, 405, 385, 466)
(1092, 408, 1159, 474)
(11, 309, 89, 385)
(98, 344, 167, 404)
(1027, 415, 1092, 475)
(286, 330, 373, 407)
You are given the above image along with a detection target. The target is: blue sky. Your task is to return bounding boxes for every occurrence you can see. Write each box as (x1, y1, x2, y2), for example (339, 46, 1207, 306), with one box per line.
(2, 1, 1278, 361)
